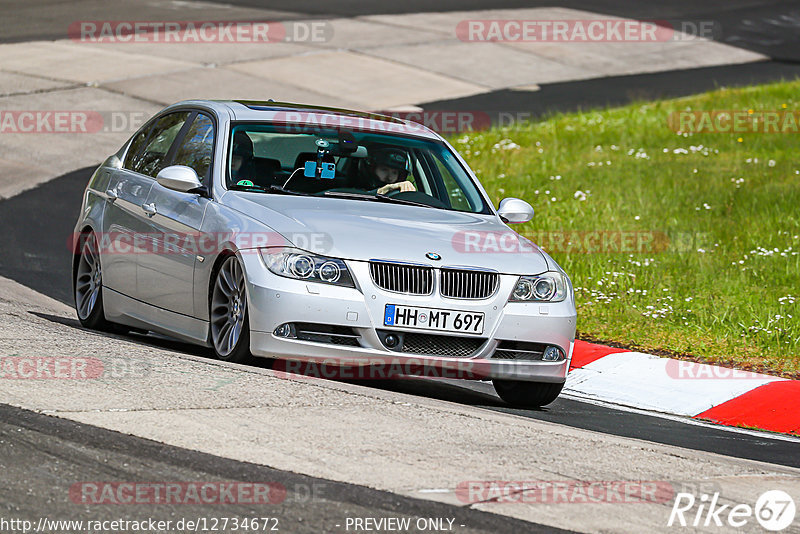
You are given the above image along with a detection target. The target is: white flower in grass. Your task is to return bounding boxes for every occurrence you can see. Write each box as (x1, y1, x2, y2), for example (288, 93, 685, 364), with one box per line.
(492, 139, 520, 151)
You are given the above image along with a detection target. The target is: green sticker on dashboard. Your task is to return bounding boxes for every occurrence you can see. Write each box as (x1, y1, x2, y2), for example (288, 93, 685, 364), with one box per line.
(236, 179, 254, 187)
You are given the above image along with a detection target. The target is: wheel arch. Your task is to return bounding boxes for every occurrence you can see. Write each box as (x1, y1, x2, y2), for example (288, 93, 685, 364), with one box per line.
(71, 225, 97, 294)
(207, 248, 237, 312)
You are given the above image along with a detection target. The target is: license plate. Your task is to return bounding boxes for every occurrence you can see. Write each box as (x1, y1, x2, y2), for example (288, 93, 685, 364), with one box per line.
(384, 305, 484, 334)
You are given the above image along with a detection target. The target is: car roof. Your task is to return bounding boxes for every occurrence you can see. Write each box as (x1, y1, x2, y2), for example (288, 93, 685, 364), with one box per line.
(168, 99, 442, 140)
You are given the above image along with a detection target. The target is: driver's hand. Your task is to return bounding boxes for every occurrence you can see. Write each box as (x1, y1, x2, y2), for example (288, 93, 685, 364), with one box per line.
(377, 181, 416, 195)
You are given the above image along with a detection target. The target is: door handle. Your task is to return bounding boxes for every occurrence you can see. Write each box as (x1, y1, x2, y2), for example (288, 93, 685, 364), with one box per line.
(105, 189, 118, 203)
(141, 203, 157, 217)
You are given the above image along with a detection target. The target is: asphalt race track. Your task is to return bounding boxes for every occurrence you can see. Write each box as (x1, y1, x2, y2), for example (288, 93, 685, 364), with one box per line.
(0, 404, 559, 533)
(2, 0, 800, 117)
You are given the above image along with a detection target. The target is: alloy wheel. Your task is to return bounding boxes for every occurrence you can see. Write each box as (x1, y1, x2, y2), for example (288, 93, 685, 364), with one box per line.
(210, 256, 248, 357)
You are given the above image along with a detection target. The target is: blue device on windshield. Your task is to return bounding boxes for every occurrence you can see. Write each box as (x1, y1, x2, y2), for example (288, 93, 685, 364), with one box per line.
(304, 160, 335, 179)
(304, 138, 336, 179)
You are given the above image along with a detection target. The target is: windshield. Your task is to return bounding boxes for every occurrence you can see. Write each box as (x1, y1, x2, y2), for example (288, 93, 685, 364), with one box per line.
(226, 123, 490, 214)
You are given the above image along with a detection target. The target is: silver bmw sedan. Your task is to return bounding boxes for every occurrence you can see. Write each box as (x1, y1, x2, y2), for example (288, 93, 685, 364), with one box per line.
(72, 100, 576, 407)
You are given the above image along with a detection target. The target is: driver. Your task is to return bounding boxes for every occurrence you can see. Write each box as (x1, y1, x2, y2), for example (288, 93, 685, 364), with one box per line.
(230, 130, 255, 184)
(359, 147, 416, 195)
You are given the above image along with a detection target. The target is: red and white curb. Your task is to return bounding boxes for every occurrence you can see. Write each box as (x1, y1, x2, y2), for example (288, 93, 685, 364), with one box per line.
(567, 341, 800, 436)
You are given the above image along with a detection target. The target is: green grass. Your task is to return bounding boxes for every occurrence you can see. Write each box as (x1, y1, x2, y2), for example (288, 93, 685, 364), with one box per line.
(448, 80, 800, 377)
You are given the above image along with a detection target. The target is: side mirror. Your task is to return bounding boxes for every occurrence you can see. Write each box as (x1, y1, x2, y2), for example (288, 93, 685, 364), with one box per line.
(156, 165, 202, 193)
(497, 197, 534, 223)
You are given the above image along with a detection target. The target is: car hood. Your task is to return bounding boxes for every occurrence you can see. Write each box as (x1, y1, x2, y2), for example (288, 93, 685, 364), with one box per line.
(221, 192, 549, 275)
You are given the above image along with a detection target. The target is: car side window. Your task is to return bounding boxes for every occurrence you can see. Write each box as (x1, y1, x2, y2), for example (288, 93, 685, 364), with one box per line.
(123, 125, 153, 171)
(171, 113, 214, 184)
(131, 112, 191, 178)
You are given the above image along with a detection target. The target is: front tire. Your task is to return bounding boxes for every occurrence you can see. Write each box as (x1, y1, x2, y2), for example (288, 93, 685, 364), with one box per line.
(210, 255, 253, 364)
(493, 380, 564, 408)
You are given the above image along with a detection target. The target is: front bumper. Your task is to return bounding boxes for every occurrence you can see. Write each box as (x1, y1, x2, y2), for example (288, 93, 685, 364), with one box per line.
(241, 252, 576, 383)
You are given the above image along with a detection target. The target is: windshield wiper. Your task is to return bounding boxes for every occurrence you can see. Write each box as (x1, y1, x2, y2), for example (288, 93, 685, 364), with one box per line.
(266, 185, 310, 196)
(229, 183, 266, 192)
(321, 191, 434, 209)
(230, 184, 310, 196)
(375, 193, 435, 209)
(321, 191, 374, 200)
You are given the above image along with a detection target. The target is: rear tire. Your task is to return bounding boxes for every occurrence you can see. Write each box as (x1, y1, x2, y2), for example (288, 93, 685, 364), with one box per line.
(492, 380, 564, 408)
(74, 231, 115, 331)
(210, 255, 253, 364)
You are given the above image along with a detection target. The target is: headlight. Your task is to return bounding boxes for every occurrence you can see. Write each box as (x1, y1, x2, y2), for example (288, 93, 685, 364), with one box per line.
(509, 272, 568, 302)
(260, 248, 355, 288)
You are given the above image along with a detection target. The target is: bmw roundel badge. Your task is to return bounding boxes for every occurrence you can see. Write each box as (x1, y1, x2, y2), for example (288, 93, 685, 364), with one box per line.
(426, 252, 441, 261)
